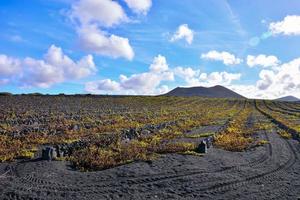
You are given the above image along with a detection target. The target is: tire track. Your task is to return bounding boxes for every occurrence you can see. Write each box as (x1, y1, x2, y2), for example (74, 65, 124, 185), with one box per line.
(174, 133, 297, 196)
(274, 101, 300, 113)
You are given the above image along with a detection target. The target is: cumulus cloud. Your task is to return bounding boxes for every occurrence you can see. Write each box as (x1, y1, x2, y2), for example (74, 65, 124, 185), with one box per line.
(256, 70, 275, 90)
(269, 15, 300, 36)
(0, 54, 21, 76)
(256, 58, 300, 98)
(157, 85, 169, 94)
(119, 54, 174, 94)
(69, 0, 135, 60)
(85, 55, 174, 95)
(201, 50, 242, 65)
(85, 79, 121, 94)
(78, 24, 134, 60)
(172, 65, 241, 87)
(198, 71, 241, 86)
(231, 57, 300, 99)
(170, 24, 194, 44)
(247, 54, 280, 68)
(149, 54, 168, 72)
(120, 70, 173, 93)
(174, 67, 200, 80)
(70, 0, 128, 27)
(22, 57, 65, 88)
(173, 66, 200, 86)
(0, 45, 96, 88)
(227, 85, 259, 99)
(123, 0, 152, 15)
(45, 45, 96, 79)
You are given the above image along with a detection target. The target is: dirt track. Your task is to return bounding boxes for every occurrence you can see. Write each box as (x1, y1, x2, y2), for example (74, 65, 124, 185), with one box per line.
(1, 110, 300, 200)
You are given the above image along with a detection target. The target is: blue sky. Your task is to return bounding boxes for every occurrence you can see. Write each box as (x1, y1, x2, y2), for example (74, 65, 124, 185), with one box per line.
(1, 0, 300, 99)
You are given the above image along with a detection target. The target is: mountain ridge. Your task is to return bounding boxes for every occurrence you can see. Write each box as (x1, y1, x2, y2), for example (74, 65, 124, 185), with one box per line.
(275, 95, 299, 102)
(164, 85, 245, 99)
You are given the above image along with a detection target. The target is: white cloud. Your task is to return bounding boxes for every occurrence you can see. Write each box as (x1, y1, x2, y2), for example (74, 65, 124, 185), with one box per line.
(174, 67, 200, 79)
(45, 45, 96, 79)
(69, 0, 135, 60)
(78, 24, 134, 60)
(149, 54, 168, 72)
(123, 0, 152, 15)
(173, 66, 200, 86)
(119, 55, 174, 94)
(22, 57, 65, 88)
(256, 58, 300, 98)
(247, 54, 280, 68)
(256, 70, 275, 90)
(22, 45, 96, 88)
(0, 54, 21, 76)
(198, 71, 241, 86)
(170, 24, 194, 44)
(173, 65, 241, 88)
(157, 85, 169, 94)
(228, 85, 259, 99)
(201, 50, 242, 65)
(232, 57, 300, 99)
(269, 15, 300, 36)
(85, 79, 121, 94)
(85, 55, 174, 95)
(0, 45, 96, 88)
(70, 0, 128, 27)
(120, 71, 173, 93)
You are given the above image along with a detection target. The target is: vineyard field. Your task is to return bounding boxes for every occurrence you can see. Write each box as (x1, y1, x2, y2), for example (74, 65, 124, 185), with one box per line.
(0, 95, 300, 199)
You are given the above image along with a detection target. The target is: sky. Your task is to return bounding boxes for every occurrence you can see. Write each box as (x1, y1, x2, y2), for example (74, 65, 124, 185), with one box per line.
(1, 0, 300, 99)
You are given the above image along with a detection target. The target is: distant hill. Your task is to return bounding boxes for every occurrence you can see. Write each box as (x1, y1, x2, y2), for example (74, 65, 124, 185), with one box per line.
(164, 85, 245, 99)
(275, 96, 300, 102)
(0, 92, 12, 96)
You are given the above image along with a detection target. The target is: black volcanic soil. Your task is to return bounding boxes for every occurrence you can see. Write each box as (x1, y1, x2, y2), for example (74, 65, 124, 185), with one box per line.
(1, 117, 300, 199)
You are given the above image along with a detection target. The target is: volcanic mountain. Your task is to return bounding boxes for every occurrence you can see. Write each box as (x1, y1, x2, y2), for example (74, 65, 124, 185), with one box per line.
(164, 85, 245, 99)
(275, 95, 300, 102)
